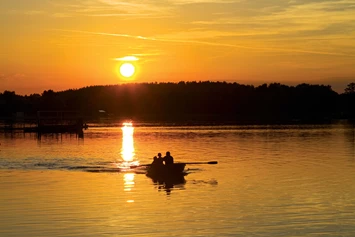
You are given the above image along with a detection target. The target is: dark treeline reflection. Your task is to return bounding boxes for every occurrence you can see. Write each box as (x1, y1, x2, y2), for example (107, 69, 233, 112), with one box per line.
(1, 81, 355, 123)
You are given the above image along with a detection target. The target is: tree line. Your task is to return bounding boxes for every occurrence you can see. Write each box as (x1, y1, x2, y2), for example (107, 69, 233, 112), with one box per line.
(1, 81, 355, 124)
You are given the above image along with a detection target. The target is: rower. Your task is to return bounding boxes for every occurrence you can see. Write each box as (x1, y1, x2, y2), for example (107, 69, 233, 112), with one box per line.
(151, 156, 158, 165)
(163, 151, 174, 165)
(157, 153, 164, 165)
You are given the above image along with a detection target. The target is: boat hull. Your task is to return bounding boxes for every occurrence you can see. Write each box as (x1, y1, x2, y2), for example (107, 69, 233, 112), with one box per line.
(146, 163, 186, 182)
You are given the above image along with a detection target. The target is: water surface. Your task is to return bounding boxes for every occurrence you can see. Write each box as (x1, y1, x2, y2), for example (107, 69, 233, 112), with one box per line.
(1, 123, 355, 236)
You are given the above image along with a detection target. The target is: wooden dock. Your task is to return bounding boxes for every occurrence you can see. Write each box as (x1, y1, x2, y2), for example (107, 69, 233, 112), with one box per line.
(1, 111, 88, 134)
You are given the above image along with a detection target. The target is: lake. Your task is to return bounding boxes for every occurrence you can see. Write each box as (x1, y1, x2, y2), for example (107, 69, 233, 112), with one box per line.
(1, 121, 355, 236)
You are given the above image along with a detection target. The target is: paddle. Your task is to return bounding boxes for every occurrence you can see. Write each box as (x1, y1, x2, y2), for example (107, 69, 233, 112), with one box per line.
(131, 164, 151, 168)
(177, 161, 218, 165)
(130, 161, 218, 168)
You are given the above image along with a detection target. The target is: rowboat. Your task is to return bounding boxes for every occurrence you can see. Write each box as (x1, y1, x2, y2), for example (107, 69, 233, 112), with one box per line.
(146, 163, 187, 179)
(146, 163, 186, 185)
(132, 160, 217, 181)
(143, 161, 218, 191)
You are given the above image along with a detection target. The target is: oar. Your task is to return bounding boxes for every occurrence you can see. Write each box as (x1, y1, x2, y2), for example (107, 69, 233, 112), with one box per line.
(177, 161, 218, 165)
(129, 163, 154, 168)
(130, 161, 218, 168)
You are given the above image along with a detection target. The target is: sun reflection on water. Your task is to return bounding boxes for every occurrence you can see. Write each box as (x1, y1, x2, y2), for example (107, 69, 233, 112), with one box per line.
(120, 122, 137, 203)
(119, 122, 139, 169)
(121, 122, 134, 162)
(124, 173, 135, 192)
(124, 172, 135, 203)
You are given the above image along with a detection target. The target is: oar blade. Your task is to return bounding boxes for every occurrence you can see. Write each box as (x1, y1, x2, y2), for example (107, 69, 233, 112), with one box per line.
(207, 161, 218, 164)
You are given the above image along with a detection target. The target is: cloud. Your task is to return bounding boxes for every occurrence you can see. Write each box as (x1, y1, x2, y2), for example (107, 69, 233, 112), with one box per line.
(162, 28, 280, 38)
(51, 13, 72, 18)
(114, 56, 139, 61)
(252, 0, 355, 32)
(169, 0, 239, 4)
(4, 9, 45, 15)
(61, 0, 173, 17)
(39, 0, 164, 18)
(132, 52, 163, 57)
(113, 53, 163, 64)
(55, 29, 154, 40)
(0, 73, 26, 82)
(183, 0, 355, 55)
(55, 29, 355, 57)
(25, 10, 45, 15)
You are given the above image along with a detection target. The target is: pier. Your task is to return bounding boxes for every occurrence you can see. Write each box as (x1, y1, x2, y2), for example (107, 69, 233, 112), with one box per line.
(0, 111, 87, 134)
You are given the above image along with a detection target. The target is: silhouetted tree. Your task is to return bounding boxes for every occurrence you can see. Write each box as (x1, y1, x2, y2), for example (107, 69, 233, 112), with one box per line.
(341, 83, 355, 119)
(345, 83, 355, 94)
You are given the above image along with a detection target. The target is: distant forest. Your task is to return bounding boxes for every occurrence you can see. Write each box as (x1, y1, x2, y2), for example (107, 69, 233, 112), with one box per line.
(1, 81, 355, 124)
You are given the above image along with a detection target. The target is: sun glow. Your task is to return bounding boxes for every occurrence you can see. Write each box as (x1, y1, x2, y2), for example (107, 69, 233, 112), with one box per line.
(119, 63, 135, 78)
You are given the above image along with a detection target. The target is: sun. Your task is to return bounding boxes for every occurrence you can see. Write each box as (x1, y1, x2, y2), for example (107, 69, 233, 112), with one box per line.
(120, 63, 135, 78)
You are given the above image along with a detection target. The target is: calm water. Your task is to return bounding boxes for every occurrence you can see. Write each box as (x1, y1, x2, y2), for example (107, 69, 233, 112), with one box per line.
(1, 122, 355, 236)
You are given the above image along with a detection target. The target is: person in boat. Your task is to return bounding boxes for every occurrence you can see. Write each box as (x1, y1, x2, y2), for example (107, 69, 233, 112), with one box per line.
(163, 151, 174, 165)
(151, 156, 158, 165)
(156, 153, 164, 165)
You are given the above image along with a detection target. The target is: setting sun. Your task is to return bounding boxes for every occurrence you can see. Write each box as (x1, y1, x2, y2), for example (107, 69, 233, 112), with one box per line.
(120, 63, 135, 78)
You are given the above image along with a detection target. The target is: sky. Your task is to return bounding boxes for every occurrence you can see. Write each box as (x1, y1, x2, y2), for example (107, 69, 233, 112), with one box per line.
(1, 0, 355, 95)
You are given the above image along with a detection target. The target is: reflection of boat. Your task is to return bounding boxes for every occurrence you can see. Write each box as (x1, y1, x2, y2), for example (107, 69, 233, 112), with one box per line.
(146, 163, 187, 184)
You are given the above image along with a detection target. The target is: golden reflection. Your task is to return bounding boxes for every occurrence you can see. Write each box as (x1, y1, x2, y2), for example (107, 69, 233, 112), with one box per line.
(121, 122, 135, 162)
(124, 173, 135, 192)
(120, 122, 137, 203)
(124, 173, 135, 203)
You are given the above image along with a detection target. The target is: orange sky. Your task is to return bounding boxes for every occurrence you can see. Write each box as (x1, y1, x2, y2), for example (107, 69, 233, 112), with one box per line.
(1, 0, 355, 95)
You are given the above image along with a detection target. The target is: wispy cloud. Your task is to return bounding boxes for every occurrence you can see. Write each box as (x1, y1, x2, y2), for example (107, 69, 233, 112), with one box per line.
(113, 53, 163, 64)
(114, 56, 139, 61)
(51, 13, 72, 18)
(132, 52, 163, 57)
(47, 0, 173, 18)
(169, 0, 239, 4)
(54, 29, 154, 40)
(25, 10, 45, 15)
(159, 29, 280, 38)
(0, 73, 26, 82)
(54, 29, 355, 57)
(4, 9, 45, 15)
(183, 0, 355, 57)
